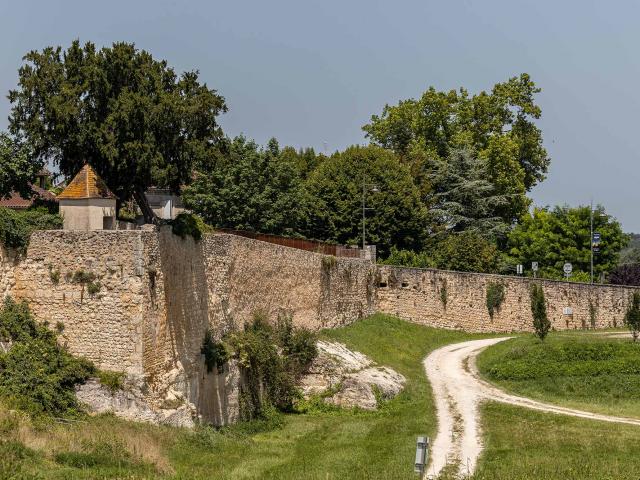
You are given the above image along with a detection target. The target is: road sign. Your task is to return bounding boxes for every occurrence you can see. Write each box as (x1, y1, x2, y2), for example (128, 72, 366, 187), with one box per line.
(563, 262, 572, 278)
(592, 232, 601, 253)
(531, 262, 539, 272)
(516, 264, 523, 275)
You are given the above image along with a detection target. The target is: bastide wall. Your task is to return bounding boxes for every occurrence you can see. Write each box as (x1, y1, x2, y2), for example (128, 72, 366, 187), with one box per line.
(376, 266, 637, 333)
(1, 229, 639, 425)
(0, 228, 376, 426)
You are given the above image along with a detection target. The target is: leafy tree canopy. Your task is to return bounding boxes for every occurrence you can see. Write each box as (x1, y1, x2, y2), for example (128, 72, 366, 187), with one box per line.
(8, 40, 227, 223)
(363, 73, 549, 193)
(304, 145, 427, 257)
(507, 205, 628, 279)
(426, 148, 523, 239)
(0, 132, 43, 200)
(381, 231, 501, 273)
(183, 136, 309, 236)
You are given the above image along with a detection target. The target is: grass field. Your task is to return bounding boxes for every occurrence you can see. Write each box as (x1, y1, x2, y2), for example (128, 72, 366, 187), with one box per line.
(476, 331, 640, 418)
(472, 402, 640, 480)
(1, 314, 484, 480)
(5, 319, 640, 479)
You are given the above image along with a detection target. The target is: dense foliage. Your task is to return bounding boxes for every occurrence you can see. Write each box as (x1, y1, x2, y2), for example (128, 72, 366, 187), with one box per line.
(486, 282, 506, 319)
(610, 264, 640, 286)
(170, 212, 212, 241)
(304, 145, 427, 256)
(226, 314, 317, 420)
(0, 132, 43, 200)
(0, 298, 95, 416)
(507, 205, 627, 280)
(380, 231, 502, 273)
(364, 73, 547, 209)
(0, 207, 62, 253)
(8, 40, 227, 223)
(422, 148, 523, 239)
(624, 292, 640, 342)
(183, 137, 309, 236)
(530, 283, 550, 341)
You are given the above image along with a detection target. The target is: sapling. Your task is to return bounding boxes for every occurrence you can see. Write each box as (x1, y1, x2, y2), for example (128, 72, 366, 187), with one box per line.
(624, 292, 640, 342)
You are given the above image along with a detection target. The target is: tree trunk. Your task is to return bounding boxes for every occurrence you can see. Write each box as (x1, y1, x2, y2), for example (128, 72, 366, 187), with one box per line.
(133, 188, 158, 225)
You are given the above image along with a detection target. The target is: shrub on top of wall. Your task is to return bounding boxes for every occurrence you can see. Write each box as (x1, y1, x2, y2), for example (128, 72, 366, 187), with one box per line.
(0, 207, 62, 253)
(170, 213, 212, 241)
(486, 282, 506, 319)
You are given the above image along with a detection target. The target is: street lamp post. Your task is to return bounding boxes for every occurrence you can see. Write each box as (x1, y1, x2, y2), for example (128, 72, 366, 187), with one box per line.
(362, 178, 379, 250)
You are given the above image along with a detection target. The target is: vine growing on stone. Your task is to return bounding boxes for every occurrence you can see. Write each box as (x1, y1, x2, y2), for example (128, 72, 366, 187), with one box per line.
(486, 282, 505, 319)
(227, 313, 317, 421)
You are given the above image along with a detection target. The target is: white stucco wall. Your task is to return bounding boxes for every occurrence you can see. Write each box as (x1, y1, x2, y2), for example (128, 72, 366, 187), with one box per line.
(59, 198, 117, 231)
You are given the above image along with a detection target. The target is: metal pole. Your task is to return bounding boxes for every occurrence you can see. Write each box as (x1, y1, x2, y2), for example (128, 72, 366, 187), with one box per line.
(362, 178, 366, 250)
(590, 199, 594, 285)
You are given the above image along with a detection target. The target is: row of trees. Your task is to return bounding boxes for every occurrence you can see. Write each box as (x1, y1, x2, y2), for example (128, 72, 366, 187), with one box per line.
(0, 40, 630, 281)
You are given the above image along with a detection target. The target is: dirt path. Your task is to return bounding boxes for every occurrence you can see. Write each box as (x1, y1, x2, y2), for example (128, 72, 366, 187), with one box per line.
(423, 337, 640, 479)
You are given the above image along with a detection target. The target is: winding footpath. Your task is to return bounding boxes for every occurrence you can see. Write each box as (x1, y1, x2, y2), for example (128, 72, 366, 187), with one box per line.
(423, 337, 640, 479)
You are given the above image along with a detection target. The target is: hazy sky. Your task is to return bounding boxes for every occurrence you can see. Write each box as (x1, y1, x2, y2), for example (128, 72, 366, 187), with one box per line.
(2, 0, 640, 230)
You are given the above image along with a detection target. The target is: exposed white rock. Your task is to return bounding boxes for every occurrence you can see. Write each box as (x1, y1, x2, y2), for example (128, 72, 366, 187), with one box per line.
(299, 341, 405, 410)
(76, 377, 196, 428)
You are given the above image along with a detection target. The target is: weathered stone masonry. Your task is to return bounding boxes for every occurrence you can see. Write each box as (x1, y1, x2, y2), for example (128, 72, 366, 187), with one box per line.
(1, 230, 639, 425)
(376, 266, 638, 333)
(0, 229, 376, 425)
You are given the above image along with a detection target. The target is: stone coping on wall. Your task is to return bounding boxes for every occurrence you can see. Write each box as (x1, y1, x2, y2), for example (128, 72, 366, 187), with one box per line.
(377, 264, 640, 291)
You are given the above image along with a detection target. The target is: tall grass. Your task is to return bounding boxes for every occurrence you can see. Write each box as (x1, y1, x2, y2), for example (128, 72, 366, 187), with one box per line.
(477, 332, 640, 418)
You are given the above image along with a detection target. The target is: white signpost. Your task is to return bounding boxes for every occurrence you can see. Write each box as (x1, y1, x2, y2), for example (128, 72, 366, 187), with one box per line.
(563, 262, 572, 279)
(532, 262, 539, 278)
(516, 264, 523, 275)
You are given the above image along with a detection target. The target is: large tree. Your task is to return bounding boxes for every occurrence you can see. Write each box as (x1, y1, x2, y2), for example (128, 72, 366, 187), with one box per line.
(507, 205, 628, 280)
(8, 40, 227, 223)
(183, 136, 309, 236)
(304, 145, 427, 256)
(425, 148, 518, 239)
(363, 73, 549, 194)
(0, 132, 43, 200)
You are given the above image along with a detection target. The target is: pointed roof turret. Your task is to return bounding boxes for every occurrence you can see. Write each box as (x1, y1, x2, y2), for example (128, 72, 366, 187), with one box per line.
(57, 165, 115, 200)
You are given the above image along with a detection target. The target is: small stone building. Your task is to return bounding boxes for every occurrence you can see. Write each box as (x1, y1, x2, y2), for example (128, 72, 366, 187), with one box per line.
(58, 165, 116, 230)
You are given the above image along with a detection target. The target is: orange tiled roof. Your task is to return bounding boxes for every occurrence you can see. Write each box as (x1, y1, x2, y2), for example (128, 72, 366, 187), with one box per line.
(57, 165, 115, 200)
(0, 185, 57, 209)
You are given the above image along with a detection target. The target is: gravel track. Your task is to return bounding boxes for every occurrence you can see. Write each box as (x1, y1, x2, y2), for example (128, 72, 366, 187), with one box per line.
(423, 337, 640, 478)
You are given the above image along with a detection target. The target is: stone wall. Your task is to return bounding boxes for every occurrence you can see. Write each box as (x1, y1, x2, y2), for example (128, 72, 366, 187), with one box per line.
(0, 229, 375, 426)
(12, 231, 152, 375)
(376, 266, 638, 333)
(203, 233, 377, 334)
(3, 229, 639, 426)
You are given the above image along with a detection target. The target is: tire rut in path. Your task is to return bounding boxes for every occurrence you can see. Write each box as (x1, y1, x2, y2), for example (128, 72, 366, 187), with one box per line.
(423, 337, 640, 479)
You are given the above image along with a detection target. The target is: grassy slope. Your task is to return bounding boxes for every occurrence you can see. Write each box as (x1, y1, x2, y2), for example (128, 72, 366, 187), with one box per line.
(476, 331, 640, 418)
(6, 318, 640, 479)
(169, 315, 485, 479)
(2, 314, 483, 480)
(474, 402, 640, 480)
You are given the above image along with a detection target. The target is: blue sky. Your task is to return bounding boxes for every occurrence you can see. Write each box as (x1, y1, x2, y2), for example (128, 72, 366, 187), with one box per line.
(1, 0, 640, 230)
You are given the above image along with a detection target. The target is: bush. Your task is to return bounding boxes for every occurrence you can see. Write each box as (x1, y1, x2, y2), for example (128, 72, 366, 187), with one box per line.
(0, 298, 95, 417)
(201, 329, 229, 374)
(170, 212, 212, 241)
(380, 248, 434, 269)
(226, 313, 317, 420)
(530, 283, 550, 341)
(486, 282, 505, 319)
(610, 264, 640, 286)
(97, 370, 125, 393)
(0, 207, 62, 253)
(624, 292, 640, 342)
